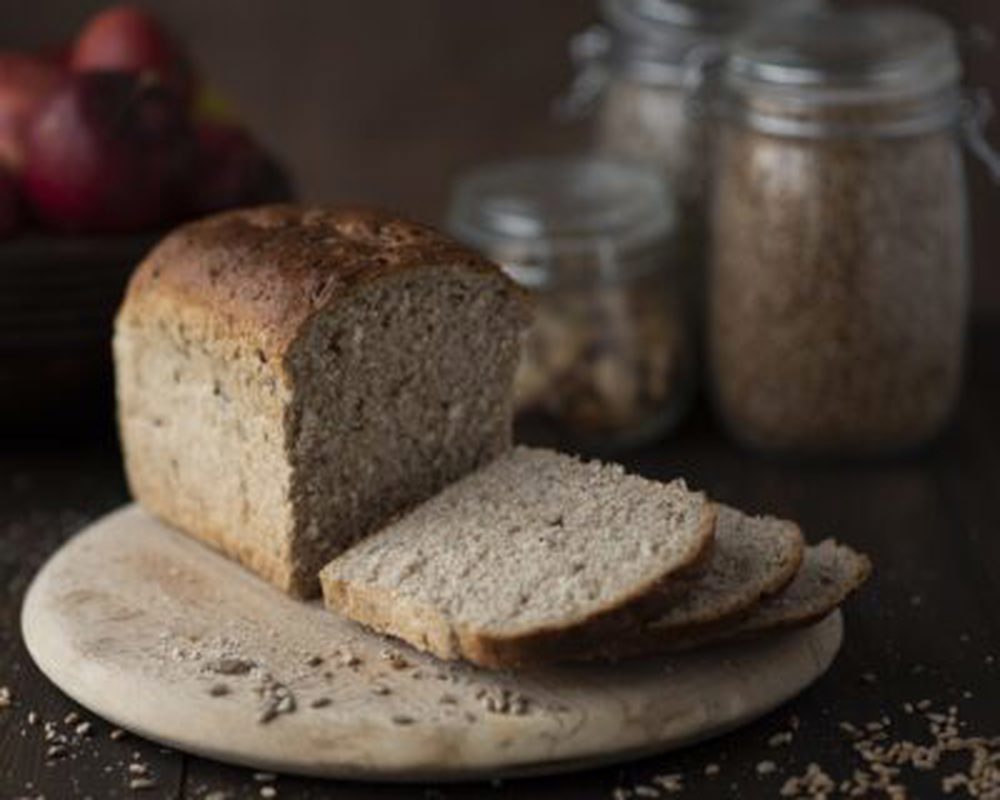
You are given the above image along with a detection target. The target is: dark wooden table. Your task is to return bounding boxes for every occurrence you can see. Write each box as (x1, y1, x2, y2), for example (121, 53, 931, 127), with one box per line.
(1, 325, 998, 800)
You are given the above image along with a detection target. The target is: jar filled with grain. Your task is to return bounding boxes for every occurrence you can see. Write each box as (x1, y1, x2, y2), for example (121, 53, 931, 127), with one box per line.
(447, 156, 691, 450)
(566, 0, 818, 275)
(709, 6, 971, 456)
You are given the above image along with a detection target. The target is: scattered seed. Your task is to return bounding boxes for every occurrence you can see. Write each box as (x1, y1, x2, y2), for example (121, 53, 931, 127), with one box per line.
(652, 773, 684, 793)
(757, 760, 778, 776)
(309, 697, 332, 709)
(209, 683, 231, 697)
(74, 721, 92, 737)
(335, 649, 362, 668)
(128, 777, 158, 791)
(27, 711, 39, 725)
(45, 744, 67, 760)
(110, 728, 127, 741)
(391, 715, 415, 726)
(0, 687, 11, 708)
(704, 764, 720, 777)
(63, 712, 80, 726)
(253, 772, 277, 782)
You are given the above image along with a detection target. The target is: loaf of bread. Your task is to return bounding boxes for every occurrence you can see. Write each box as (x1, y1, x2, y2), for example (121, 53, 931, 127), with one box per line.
(114, 205, 529, 597)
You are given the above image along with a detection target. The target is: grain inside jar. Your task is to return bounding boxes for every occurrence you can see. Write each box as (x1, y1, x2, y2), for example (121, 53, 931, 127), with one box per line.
(708, 6, 971, 455)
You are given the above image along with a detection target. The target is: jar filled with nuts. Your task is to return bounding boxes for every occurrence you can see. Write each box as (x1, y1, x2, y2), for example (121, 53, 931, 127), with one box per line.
(709, 6, 972, 456)
(564, 0, 819, 277)
(448, 156, 692, 450)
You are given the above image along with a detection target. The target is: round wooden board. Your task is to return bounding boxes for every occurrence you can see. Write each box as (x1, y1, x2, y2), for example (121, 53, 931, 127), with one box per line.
(22, 505, 843, 782)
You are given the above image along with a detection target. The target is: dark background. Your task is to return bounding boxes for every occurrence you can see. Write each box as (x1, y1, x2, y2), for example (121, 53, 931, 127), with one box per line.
(2, 0, 998, 314)
(1, 5, 999, 798)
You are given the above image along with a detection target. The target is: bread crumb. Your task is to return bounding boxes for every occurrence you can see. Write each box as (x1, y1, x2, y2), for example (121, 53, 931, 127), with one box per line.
(334, 648, 362, 668)
(381, 650, 410, 670)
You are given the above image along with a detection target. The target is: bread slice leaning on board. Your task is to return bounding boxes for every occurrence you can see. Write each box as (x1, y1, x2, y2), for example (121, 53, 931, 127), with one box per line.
(321, 446, 718, 669)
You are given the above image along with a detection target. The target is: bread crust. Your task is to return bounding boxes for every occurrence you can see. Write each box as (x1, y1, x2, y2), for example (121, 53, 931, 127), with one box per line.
(117, 204, 527, 368)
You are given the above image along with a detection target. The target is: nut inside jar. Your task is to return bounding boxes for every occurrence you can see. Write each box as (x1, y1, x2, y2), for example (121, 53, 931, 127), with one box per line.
(447, 155, 692, 449)
(515, 260, 690, 441)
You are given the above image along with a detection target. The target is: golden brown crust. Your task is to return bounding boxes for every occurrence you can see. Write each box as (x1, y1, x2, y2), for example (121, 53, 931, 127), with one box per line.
(118, 205, 522, 364)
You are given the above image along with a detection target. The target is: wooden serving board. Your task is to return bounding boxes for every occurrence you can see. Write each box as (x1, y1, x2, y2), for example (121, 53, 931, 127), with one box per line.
(21, 505, 842, 782)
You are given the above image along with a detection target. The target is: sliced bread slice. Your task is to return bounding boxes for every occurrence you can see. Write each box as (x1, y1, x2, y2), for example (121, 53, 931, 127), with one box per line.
(729, 539, 872, 638)
(592, 505, 804, 660)
(320, 446, 716, 669)
(669, 539, 871, 651)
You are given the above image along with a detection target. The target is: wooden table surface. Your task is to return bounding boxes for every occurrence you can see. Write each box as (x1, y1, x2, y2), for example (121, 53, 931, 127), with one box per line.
(1, 324, 998, 800)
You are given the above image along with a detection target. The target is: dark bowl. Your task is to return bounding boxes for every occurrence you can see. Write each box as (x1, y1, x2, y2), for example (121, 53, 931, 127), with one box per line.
(0, 232, 160, 437)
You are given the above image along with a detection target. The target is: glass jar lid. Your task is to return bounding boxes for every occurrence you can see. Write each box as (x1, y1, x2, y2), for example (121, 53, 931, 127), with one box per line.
(447, 156, 675, 287)
(599, 0, 818, 83)
(726, 5, 961, 100)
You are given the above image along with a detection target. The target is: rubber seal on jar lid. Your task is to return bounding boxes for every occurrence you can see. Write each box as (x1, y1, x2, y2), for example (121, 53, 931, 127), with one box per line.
(726, 5, 961, 98)
(596, 0, 821, 84)
(446, 155, 675, 287)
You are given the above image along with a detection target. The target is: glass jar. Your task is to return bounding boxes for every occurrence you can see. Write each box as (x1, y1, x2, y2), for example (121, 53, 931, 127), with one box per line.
(708, 6, 971, 456)
(567, 0, 818, 275)
(447, 156, 692, 451)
